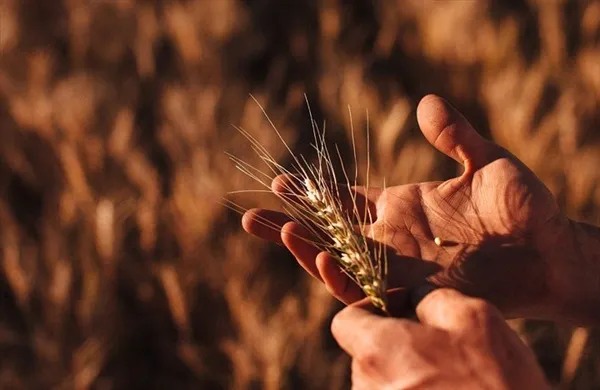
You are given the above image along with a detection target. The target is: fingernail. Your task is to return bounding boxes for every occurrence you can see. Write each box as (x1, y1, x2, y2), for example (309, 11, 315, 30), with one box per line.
(409, 283, 438, 308)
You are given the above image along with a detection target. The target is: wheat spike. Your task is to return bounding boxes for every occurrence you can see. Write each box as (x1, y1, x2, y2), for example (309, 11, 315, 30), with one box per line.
(227, 95, 389, 313)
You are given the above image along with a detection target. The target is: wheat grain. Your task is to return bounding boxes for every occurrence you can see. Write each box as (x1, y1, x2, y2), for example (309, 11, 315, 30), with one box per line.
(226, 95, 389, 314)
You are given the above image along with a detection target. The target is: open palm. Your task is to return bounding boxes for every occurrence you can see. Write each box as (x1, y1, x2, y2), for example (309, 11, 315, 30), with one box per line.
(243, 95, 573, 319)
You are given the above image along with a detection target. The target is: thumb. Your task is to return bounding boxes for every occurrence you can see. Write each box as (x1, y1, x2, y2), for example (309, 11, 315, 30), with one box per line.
(415, 288, 504, 333)
(416, 95, 505, 170)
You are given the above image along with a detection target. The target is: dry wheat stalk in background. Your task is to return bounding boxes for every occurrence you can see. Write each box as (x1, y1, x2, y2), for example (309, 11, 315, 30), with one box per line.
(225, 96, 389, 314)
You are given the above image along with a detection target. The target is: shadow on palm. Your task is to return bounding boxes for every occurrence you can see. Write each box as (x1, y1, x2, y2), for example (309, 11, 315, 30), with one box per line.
(243, 95, 567, 318)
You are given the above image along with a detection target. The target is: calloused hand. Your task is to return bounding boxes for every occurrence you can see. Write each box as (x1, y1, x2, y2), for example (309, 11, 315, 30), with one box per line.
(242, 94, 578, 321)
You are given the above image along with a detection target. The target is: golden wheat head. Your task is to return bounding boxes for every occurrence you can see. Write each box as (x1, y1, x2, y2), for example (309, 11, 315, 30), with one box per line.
(225, 95, 389, 314)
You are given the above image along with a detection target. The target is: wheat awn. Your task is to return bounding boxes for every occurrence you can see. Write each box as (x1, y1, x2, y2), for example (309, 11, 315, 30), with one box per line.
(225, 96, 389, 314)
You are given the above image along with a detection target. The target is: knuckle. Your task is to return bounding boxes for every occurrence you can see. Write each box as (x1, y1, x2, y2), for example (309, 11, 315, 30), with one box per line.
(355, 340, 383, 373)
(467, 298, 491, 314)
(461, 298, 500, 329)
(354, 321, 395, 373)
(434, 123, 457, 149)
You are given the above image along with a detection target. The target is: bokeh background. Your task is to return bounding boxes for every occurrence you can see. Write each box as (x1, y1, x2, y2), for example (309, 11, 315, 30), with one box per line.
(1, 0, 599, 389)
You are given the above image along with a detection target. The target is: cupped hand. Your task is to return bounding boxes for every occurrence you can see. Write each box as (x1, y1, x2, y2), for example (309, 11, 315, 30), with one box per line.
(242, 94, 574, 320)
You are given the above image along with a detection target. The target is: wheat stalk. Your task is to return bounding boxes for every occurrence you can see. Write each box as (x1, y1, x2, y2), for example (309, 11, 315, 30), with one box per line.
(226, 95, 389, 314)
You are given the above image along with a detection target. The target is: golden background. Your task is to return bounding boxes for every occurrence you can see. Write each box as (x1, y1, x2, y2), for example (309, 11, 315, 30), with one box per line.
(0, 0, 599, 388)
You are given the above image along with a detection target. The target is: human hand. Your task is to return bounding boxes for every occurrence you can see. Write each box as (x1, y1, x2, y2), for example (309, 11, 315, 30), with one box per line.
(331, 288, 550, 390)
(242, 94, 586, 322)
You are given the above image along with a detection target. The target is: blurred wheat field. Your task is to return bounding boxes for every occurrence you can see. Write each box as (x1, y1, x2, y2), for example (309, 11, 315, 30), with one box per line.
(0, 0, 599, 389)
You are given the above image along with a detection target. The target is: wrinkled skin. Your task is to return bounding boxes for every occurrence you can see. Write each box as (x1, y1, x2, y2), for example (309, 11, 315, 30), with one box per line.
(243, 94, 578, 320)
(331, 288, 550, 390)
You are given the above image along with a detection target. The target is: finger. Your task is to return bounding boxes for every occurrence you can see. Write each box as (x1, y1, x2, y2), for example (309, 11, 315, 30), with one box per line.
(350, 288, 411, 318)
(281, 221, 323, 281)
(330, 305, 384, 357)
(331, 295, 417, 357)
(271, 174, 380, 223)
(315, 252, 364, 304)
(416, 94, 505, 170)
(242, 208, 291, 245)
(415, 288, 503, 333)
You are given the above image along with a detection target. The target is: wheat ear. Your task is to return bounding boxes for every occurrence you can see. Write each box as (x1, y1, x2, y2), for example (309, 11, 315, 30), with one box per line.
(226, 95, 389, 314)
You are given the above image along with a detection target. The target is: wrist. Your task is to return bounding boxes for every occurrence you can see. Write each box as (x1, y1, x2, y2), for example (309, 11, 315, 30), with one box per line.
(544, 217, 600, 325)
